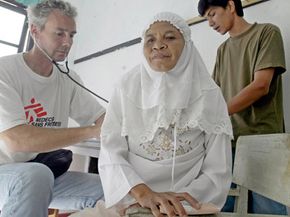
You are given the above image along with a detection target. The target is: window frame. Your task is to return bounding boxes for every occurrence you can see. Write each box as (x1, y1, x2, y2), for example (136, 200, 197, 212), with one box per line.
(0, 0, 30, 53)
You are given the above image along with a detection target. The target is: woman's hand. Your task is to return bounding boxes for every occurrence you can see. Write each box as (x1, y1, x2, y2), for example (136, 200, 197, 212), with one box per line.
(129, 184, 201, 217)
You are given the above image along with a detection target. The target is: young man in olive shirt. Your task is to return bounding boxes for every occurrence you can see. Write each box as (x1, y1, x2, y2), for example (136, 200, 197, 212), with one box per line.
(198, 0, 287, 215)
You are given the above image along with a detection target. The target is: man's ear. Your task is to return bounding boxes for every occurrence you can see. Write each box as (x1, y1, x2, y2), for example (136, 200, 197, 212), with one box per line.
(30, 23, 39, 39)
(227, 0, 236, 14)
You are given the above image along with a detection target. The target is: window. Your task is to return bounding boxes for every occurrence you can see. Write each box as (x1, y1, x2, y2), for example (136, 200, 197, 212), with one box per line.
(0, 0, 29, 57)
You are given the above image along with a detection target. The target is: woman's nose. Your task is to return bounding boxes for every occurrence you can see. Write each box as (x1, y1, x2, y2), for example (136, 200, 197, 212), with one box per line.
(153, 40, 167, 50)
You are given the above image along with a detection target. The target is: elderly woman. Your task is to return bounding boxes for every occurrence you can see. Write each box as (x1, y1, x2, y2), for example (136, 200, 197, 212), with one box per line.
(98, 12, 233, 217)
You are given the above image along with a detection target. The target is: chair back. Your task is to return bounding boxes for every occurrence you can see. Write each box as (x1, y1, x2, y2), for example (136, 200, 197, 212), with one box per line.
(233, 133, 290, 207)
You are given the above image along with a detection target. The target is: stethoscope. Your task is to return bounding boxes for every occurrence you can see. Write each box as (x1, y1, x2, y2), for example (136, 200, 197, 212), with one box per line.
(52, 60, 108, 103)
(35, 39, 108, 103)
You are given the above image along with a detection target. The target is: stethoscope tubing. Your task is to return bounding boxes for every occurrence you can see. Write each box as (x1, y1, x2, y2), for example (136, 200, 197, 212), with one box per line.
(52, 60, 109, 103)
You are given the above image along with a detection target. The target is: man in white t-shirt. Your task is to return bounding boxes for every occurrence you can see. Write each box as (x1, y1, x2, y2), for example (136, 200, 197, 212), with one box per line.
(0, 1, 105, 216)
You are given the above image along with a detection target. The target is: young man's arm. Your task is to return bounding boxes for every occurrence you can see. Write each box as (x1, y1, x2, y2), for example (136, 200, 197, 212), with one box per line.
(227, 68, 274, 115)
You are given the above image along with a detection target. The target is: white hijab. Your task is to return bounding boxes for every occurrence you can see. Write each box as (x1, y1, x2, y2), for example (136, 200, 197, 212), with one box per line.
(119, 12, 232, 139)
(140, 12, 197, 109)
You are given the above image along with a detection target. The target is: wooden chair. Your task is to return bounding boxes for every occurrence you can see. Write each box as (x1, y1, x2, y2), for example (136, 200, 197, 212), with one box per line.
(125, 133, 290, 217)
(48, 208, 59, 217)
(218, 133, 290, 217)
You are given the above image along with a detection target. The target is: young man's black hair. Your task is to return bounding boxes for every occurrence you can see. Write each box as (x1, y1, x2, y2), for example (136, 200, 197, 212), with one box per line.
(198, 0, 244, 17)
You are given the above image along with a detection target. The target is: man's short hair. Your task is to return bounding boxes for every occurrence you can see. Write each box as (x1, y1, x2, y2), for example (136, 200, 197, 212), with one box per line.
(27, 0, 77, 30)
(198, 0, 244, 17)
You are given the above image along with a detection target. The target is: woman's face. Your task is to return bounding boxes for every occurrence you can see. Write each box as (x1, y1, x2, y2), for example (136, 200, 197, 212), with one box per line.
(143, 21, 185, 72)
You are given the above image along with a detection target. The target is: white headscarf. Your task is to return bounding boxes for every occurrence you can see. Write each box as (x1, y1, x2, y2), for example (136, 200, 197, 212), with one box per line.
(140, 12, 204, 109)
(119, 12, 232, 139)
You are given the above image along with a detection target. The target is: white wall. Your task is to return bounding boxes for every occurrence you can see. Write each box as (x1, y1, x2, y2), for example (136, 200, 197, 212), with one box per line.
(69, 0, 290, 131)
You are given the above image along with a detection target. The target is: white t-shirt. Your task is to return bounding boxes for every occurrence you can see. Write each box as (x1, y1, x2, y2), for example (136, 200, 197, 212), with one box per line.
(0, 53, 105, 164)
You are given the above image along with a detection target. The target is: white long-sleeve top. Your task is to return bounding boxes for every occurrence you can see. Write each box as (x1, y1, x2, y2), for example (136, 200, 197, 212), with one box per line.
(99, 67, 233, 209)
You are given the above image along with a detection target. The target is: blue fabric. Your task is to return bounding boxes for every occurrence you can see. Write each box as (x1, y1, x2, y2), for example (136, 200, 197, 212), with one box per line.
(221, 183, 236, 212)
(249, 192, 287, 215)
(0, 163, 103, 217)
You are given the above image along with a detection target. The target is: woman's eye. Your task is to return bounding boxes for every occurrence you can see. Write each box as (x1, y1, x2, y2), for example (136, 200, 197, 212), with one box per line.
(146, 38, 154, 44)
(165, 36, 176, 40)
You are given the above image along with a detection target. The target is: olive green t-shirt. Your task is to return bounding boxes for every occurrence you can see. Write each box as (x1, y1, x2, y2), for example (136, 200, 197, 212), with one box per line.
(212, 23, 286, 143)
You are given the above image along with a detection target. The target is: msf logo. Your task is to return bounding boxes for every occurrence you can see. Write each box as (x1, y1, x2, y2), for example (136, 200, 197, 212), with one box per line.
(24, 98, 47, 124)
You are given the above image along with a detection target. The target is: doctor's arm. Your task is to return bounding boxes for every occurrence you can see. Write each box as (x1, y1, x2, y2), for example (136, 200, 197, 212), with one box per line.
(0, 120, 103, 153)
